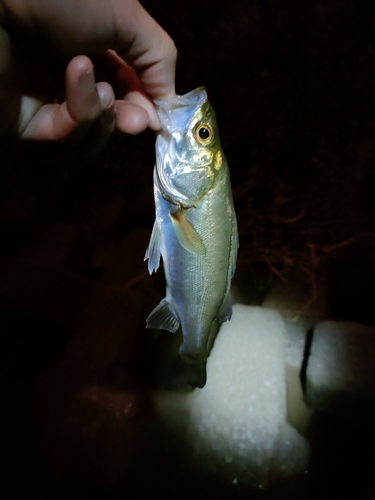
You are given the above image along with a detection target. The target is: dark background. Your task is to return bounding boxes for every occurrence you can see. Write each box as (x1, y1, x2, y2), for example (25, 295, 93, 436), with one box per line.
(1, 0, 375, 498)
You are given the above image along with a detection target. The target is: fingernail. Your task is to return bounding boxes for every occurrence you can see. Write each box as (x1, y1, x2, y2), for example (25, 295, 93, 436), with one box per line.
(80, 66, 96, 92)
(98, 88, 115, 110)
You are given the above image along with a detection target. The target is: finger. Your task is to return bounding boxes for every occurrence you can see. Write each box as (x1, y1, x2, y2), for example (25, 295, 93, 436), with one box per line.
(114, 99, 148, 135)
(65, 55, 101, 123)
(111, 63, 160, 130)
(21, 56, 115, 140)
(113, 1, 177, 99)
(94, 49, 152, 134)
(125, 91, 159, 131)
(18, 95, 44, 136)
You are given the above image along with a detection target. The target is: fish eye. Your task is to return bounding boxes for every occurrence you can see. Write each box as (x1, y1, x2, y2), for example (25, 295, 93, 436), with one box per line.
(195, 123, 214, 145)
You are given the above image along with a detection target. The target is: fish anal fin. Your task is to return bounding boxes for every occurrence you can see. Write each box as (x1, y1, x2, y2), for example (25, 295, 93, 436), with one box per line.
(170, 209, 205, 254)
(217, 293, 233, 324)
(144, 220, 162, 274)
(146, 299, 180, 332)
(230, 217, 239, 279)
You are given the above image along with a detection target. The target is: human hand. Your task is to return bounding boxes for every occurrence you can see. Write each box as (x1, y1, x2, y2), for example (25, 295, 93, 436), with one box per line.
(0, 0, 176, 144)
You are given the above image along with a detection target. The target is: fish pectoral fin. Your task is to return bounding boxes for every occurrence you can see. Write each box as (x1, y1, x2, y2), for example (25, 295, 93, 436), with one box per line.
(146, 299, 180, 332)
(170, 209, 205, 254)
(217, 293, 233, 323)
(144, 220, 162, 274)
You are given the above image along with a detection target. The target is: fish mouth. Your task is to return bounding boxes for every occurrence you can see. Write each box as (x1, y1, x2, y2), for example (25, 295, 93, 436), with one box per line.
(154, 87, 208, 132)
(155, 131, 169, 160)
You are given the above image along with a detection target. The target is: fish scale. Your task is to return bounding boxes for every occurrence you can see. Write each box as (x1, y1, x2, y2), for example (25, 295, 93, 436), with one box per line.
(145, 87, 238, 388)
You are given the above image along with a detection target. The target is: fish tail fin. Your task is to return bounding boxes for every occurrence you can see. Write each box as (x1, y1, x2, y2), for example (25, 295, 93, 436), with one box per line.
(179, 347, 205, 362)
(146, 298, 180, 332)
(184, 360, 207, 388)
(179, 341, 207, 362)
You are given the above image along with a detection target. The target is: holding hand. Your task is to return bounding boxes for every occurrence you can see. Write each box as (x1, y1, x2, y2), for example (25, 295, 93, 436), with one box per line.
(0, 0, 176, 145)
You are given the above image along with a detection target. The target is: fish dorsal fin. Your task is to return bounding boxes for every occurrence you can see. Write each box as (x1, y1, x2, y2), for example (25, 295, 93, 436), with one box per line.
(170, 209, 205, 254)
(144, 220, 162, 274)
(146, 299, 180, 332)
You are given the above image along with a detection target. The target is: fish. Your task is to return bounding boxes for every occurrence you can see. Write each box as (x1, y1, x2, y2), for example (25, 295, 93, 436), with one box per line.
(145, 87, 238, 388)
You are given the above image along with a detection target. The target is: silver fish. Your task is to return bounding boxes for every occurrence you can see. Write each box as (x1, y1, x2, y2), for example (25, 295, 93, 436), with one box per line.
(145, 87, 238, 387)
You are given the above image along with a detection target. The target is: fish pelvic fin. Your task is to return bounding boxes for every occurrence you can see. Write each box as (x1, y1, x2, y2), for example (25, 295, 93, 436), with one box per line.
(146, 298, 180, 332)
(144, 220, 162, 274)
(170, 209, 205, 254)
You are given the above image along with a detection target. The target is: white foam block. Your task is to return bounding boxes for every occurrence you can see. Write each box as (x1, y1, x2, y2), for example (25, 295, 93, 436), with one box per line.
(262, 276, 325, 368)
(155, 305, 309, 488)
(306, 321, 375, 417)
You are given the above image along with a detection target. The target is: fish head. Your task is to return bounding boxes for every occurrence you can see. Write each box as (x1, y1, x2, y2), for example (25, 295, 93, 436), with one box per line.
(154, 87, 225, 207)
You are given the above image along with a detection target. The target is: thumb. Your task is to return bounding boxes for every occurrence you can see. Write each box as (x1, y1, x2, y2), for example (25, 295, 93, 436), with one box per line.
(0, 26, 21, 136)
